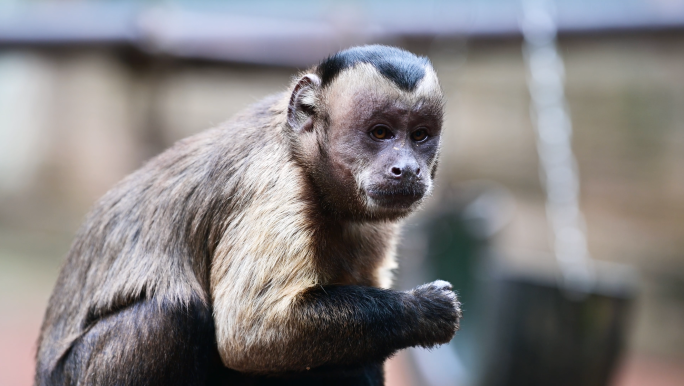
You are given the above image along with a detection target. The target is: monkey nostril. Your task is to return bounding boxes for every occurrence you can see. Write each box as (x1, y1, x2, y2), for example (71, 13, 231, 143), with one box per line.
(391, 167, 402, 176)
(416, 168, 421, 176)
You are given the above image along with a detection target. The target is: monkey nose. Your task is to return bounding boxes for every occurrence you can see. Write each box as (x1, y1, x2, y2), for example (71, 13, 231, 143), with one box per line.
(389, 165, 421, 179)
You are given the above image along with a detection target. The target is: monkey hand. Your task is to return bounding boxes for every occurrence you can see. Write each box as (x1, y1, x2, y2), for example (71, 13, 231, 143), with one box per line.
(405, 280, 461, 348)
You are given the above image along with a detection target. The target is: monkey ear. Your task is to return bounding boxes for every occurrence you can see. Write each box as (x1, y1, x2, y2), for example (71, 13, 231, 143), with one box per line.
(287, 74, 321, 133)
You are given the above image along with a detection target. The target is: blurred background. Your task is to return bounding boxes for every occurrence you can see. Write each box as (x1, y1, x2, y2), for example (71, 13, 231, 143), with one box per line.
(1, 0, 683, 385)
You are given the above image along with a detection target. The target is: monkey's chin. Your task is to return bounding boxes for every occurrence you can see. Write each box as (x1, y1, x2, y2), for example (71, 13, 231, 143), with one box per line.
(365, 189, 424, 211)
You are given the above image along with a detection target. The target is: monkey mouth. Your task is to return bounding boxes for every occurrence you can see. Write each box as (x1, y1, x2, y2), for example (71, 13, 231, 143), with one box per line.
(365, 186, 425, 209)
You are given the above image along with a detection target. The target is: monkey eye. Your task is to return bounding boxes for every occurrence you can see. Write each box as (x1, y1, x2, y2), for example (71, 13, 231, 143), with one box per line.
(370, 125, 392, 140)
(411, 128, 429, 142)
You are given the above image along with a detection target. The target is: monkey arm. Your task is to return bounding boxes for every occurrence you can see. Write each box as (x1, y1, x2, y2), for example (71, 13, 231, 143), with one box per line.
(293, 283, 460, 364)
(218, 281, 459, 374)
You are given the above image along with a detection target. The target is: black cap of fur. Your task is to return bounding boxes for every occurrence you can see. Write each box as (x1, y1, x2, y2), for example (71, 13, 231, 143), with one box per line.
(317, 45, 430, 92)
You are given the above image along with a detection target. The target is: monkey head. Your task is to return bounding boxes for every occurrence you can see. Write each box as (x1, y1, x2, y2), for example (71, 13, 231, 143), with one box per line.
(287, 46, 444, 221)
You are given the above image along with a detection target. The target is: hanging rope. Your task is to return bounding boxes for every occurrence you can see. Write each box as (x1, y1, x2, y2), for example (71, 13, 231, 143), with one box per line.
(521, 0, 595, 294)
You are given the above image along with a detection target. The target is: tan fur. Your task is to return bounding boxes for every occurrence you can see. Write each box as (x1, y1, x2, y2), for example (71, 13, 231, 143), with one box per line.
(207, 97, 397, 371)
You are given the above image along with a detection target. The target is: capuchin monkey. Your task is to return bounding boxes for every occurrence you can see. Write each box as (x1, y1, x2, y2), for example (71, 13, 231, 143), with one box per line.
(35, 45, 460, 386)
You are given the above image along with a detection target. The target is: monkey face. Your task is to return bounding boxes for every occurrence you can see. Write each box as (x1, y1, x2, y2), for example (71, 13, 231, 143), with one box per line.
(319, 64, 444, 220)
